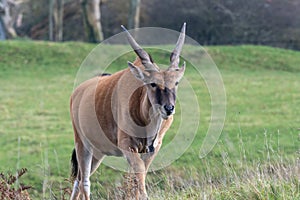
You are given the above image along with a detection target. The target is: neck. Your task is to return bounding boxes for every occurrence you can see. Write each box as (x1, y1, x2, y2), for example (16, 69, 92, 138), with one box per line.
(140, 88, 152, 124)
(140, 87, 163, 149)
(129, 86, 163, 152)
(130, 86, 161, 127)
(140, 87, 163, 125)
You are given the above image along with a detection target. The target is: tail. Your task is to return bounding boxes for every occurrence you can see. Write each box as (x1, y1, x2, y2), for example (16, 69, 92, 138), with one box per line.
(70, 148, 78, 182)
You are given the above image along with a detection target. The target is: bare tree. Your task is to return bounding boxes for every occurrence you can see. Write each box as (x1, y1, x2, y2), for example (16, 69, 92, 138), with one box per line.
(128, 0, 140, 29)
(49, 0, 64, 41)
(81, 0, 103, 42)
(49, 0, 53, 40)
(0, 0, 23, 38)
(0, 1, 6, 39)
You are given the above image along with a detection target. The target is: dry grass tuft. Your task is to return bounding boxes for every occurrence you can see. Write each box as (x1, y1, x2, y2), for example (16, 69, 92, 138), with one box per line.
(114, 173, 139, 200)
(0, 168, 31, 200)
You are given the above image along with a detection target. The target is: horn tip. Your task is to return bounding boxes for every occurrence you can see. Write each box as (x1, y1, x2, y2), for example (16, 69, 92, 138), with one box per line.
(181, 22, 186, 32)
(121, 25, 127, 32)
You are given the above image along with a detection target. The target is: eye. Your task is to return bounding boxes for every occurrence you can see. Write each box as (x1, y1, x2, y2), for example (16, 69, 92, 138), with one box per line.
(175, 81, 179, 86)
(150, 83, 157, 88)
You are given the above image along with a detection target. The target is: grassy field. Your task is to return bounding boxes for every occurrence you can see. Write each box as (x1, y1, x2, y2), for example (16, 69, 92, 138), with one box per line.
(0, 41, 299, 199)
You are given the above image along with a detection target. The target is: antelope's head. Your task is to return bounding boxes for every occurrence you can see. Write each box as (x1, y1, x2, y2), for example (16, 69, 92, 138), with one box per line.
(122, 23, 186, 119)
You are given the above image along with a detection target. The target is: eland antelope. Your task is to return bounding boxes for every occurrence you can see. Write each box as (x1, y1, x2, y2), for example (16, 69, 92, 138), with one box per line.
(70, 23, 186, 200)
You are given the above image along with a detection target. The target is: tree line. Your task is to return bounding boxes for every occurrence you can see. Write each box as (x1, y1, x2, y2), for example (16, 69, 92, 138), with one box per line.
(1, 0, 300, 50)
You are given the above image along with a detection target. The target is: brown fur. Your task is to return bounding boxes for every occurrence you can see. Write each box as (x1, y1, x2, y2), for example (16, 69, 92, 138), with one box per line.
(70, 23, 186, 200)
(70, 58, 180, 200)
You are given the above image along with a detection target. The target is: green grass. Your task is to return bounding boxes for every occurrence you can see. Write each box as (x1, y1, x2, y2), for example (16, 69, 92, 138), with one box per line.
(0, 41, 299, 199)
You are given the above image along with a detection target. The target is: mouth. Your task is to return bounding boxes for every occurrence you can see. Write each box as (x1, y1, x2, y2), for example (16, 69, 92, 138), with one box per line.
(159, 108, 174, 119)
(151, 105, 175, 120)
(161, 114, 169, 120)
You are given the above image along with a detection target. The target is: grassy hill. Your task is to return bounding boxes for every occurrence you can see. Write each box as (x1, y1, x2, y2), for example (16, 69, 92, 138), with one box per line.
(0, 41, 299, 199)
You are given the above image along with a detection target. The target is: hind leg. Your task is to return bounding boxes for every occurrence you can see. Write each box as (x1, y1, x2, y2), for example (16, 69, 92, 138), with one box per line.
(90, 154, 105, 175)
(70, 172, 81, 200)
(70, 138, 93, 200)
(70, 151, 104, 200)
(77, 143, 93, 200)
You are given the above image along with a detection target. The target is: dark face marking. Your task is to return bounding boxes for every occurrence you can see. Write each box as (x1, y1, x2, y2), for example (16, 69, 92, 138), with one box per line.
(155, 86, 162, 105)
(136, 67, 184, 118)
(153, 86, 176, 107)
(164, 87, 176, 103)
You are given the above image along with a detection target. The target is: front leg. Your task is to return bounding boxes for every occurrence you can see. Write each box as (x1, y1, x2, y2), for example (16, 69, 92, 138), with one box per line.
(143, 117, 173, 172)
(142, 137, 163, 172)
(118, 132, 148, 200)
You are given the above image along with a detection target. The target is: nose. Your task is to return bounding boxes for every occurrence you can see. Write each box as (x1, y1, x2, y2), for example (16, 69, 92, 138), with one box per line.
(164, 104, 174, 115)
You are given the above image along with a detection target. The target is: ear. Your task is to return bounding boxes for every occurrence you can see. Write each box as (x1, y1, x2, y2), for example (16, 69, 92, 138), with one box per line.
(128, 61, 146, 81)
(176, 61, 186, 80)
